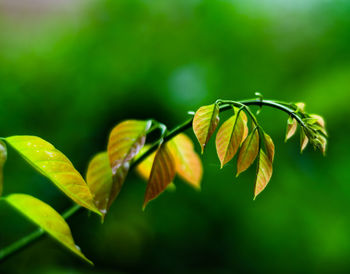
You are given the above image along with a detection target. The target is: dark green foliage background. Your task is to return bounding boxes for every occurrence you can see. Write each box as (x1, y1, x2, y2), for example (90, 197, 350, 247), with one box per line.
(0, 0, 349, 273)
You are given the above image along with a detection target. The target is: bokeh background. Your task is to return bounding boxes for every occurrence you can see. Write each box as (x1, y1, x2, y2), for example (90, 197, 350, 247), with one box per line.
(0, 0, 349, 273)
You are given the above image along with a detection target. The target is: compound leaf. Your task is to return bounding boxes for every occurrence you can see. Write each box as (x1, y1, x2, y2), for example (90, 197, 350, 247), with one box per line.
(5, 136, 100, 215)
(143, 143, 176, 209)
(216, 108, 245, 168)
(107, 120, 151, 207)
(169, 133, 202, 189)
(193, 104, 220, 153)
(0, 140, 7, 196)
(254, 150, 273, 199)
(86, 152, 113, 219)
(236, 128, 259, 177)
(4, 193, 93, 265)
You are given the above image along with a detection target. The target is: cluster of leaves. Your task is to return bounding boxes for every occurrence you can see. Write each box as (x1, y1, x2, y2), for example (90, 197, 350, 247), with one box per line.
(192, 101, 328, 199)
(0, 121, 203, 263)
(90, 120, 202, 214)
(286, 102, 327, 154)
(0, 99, 327, 265)
(193, 103, 274, 199)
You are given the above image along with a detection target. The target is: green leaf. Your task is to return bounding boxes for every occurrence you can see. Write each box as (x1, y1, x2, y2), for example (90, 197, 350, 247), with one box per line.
(165, 182, 176, 192)
(168, 133, 202, 189)
(0, 140, 7, 196)
(143, 143, 176, 209)
(295, 102, 306, 112)
(193, 104, 220, 153)
(308, 116, 328, 137)
(107, 120, 151, 207)
(317, 135, 327, 156)
(254, 150, 273, 199)
(215, 108, 245, 168)
(4, 193, 93, 265)
(5, 136, 100, 215)
(86, 152, 113, 219)
(236, 128, 259, 177)
(285, 116, 298, 141)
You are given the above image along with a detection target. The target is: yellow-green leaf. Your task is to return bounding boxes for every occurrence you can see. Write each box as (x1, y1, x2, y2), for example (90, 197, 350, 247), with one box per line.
(169, 133, 202, 189)
(143, 143, 176, 209)
(285, 116, 297, 141)
(86, 152, 113, 218)
(263, 132, 275, 162)
(216, 108, 245, 168)
(193, 104, 220, 153)
(318, 135, 327, 156)
(241, 111, 249, 145)
(136, 145, 155, 180)
(309, 114, 327, 136)
(310, 114, 325, 128)
(311, 123, 328, 137)
(236, 128, 259, 177)
(107, 120, 151, 206)
(0, 140, 7, 196)
(5, 136, 100, 215)
(165, 182, 176, 192)
(4, 193, 93, 265)
(254, 150, 273, 199)
(295, 102, 306, 112)
(300, 128, 309, 153)
(136, 146, 176, 192)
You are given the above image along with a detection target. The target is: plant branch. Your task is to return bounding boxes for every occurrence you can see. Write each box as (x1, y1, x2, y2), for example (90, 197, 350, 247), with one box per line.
(0, 98, 305, 263)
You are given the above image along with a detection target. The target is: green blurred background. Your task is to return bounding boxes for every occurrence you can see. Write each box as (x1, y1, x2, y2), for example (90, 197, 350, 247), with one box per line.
(0, 0, 349, 273)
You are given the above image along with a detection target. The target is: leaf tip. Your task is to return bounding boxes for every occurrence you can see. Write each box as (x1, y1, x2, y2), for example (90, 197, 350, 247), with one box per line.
(100, 215, 105, 224)
(85, 258, 94, 266)
(193, 184, 201, 191)
(93, 208, 103, 217)
(142, 202, 148, 211)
